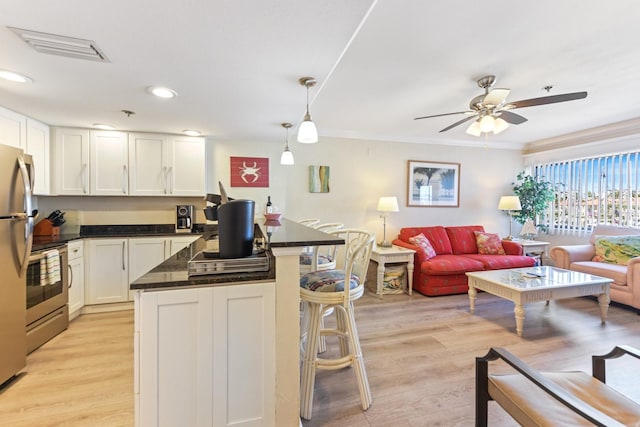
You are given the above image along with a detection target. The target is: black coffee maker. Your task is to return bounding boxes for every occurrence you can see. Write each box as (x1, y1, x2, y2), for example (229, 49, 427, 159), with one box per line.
(204, 190, 255, 259)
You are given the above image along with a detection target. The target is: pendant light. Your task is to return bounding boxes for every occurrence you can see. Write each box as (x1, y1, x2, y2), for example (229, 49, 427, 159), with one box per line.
(297, 77, 318, 143)
(280, 123, 294, 165)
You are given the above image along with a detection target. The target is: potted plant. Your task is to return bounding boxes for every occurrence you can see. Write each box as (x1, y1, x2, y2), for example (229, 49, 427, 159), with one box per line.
(512, 171, 555, 233)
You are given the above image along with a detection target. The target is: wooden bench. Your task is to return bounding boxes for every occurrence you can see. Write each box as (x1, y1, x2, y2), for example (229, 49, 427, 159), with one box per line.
(476, 346, 640, 426)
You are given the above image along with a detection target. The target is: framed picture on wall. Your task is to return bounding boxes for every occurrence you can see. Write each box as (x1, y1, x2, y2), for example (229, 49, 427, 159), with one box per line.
(230, 156, 269, 187)
(309, 165, 330, 193)
(407, 160, 460, 207)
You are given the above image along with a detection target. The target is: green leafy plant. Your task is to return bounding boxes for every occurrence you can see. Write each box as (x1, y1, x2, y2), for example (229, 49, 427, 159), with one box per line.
(512, 171, 555, 231)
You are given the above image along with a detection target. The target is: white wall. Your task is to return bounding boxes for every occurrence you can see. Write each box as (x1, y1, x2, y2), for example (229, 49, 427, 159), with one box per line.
(208, 137, 525, 244)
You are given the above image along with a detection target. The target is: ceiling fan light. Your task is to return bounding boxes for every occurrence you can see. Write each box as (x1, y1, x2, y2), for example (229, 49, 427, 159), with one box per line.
(466, 120, 482, 136)
(480, 115, 495, 133)
(493, 118, 509, 135)
(297, 118, 318, 143)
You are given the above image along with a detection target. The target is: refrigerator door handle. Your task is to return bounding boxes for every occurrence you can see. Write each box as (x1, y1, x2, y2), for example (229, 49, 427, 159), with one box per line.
(17, 156, 34, 277)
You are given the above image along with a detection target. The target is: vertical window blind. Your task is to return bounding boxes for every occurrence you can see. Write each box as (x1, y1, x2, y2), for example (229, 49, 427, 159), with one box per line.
(534, 151, 640, 235)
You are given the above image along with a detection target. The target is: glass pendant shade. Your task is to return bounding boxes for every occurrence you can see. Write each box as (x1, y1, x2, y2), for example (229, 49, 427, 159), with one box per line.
(298, 116, 318, 143)
(280, 149, 294, 165)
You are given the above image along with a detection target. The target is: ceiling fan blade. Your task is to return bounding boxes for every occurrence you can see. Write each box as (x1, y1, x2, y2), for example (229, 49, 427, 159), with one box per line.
(483, 88, 510, 107)
(498, 110, 528, 125)
(439, 115, 477, 133)
(507, 91, 588, 109)
(414, 111, 472, 120)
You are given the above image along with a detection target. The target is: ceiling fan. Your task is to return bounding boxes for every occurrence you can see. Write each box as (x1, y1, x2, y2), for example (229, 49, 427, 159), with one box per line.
(414, 75, 588, 136)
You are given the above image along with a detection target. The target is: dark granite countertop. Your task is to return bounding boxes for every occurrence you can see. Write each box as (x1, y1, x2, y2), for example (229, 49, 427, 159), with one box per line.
(131, 218, 343, 291)
(31, 224, 206, 252)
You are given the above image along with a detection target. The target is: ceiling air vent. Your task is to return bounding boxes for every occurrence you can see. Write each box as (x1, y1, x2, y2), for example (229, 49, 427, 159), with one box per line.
(9, 27, 110, 62)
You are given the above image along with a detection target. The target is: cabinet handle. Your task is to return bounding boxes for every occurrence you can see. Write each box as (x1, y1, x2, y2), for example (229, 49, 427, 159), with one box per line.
(68, 264, 74, 288)
(122, 241, 126, 270)
(122, 165, 128, 194)
(163, 166, 167, 194)
(168, 166, 173, 194)
(82, 163, 88, 194)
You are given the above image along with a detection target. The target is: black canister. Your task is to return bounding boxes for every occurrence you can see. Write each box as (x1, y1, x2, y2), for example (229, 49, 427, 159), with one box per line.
(217, 199, 255, 258)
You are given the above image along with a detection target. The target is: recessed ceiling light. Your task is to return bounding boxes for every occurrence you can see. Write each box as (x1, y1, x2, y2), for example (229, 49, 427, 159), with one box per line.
(183, 130, 201, 137)
(0, 69, 33, 83)
(147, 86, 177, 99)
(93, 123, 115, 130)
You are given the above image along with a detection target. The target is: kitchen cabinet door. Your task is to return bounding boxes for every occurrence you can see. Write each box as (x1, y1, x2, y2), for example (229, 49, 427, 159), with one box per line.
(90, 130, 129, 195)
(26, 118, 50, 195)
(128, 133, 169, 196)
(51, 127, 90, 195)
(86, 239, 129, 305)
(128, 237, 168, 301)
(169, 235, 199, 257)
(135, 282, 275, 427)
(167, 136, 205, 196)
(67, 240, 85, 320)
(0, 106, 26, 149)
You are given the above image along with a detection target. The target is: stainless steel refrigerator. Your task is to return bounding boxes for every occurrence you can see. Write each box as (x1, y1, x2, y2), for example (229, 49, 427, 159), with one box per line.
(0, 144, 34, 386)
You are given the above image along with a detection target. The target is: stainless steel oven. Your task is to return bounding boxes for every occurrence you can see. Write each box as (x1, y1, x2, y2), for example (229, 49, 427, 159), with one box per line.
(26, 245, 69, 354)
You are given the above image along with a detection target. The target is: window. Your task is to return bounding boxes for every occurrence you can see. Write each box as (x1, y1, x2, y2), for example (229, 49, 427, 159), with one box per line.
(535, 151, 640, 234)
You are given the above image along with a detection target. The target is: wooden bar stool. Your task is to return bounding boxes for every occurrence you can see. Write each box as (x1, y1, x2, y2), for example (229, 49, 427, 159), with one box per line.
(299, 229, 375, 420)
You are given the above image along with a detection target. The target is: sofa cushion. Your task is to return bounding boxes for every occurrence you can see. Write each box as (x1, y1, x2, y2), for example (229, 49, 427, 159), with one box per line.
(570, 261, 628, 286)
(420, 254, 485, 275)
(399, 226, 452, 255)
(461, 254, 536, 270)
(409, 233, 437, 259)
(475, 231, 506, 255)
(446, 225, 485, 254)
(589, 225, 640, 245)
(593, 235, 640, 265)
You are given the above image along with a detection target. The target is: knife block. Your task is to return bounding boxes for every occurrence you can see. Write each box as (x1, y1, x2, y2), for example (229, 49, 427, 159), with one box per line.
(34, 219, 60, 237)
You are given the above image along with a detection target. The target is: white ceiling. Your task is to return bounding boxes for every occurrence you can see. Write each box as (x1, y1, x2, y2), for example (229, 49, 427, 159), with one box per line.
(1, 0, 640, 150)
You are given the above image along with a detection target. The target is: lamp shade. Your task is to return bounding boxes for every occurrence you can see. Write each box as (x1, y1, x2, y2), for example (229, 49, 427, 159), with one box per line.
(377, 196, 399, 213)
(498, 196, 522, 211)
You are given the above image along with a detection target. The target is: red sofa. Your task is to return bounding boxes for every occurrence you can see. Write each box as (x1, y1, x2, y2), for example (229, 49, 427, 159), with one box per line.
(392, 225, 535, 296)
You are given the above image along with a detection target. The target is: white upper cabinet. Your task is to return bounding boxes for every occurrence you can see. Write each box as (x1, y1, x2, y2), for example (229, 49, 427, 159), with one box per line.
(51, 127, 204, 197)
(128, 133, 169, 196)
(26, 118, 50, 195)
(52, 127, 90, 195)
(0, 106, 27, 149)
(168, 136, 205, 196)
(90, 130, 129, 195)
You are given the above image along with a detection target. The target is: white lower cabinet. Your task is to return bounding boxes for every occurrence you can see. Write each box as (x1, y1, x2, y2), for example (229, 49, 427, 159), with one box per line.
(67, 240, 85, 320)
(135, 282, 276, 427)
(86, 238, 129, 305)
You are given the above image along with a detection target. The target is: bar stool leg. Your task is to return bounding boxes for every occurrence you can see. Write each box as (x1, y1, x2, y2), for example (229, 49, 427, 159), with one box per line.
(300, 301, 321, 420)
(345, 301, 372, 410)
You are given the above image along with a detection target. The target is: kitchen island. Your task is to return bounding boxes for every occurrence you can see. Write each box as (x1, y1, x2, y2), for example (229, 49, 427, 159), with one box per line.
(131, 219, 342, 427)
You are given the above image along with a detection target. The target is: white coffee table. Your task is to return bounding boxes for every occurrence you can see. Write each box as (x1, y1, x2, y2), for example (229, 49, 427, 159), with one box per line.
(466, 266, 612, 337)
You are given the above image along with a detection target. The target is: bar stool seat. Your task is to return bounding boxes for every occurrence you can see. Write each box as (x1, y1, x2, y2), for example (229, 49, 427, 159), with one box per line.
(299, 229, 374, 420)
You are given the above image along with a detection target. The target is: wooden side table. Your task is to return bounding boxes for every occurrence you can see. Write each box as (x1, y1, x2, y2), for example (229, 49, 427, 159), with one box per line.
(513, 239, 550, 265)
(369, 245, 416, 296)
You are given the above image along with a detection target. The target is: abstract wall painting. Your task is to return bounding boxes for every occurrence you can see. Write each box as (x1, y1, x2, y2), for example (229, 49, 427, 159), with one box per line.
(309, 165, 330, 193)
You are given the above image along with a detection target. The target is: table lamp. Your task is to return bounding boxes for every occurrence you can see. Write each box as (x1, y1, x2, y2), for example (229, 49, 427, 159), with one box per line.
(377, 196, 399, 247)
(498, 195, 521, 240)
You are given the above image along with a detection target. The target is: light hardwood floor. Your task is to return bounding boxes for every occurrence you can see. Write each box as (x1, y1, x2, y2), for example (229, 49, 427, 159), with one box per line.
(1, 292, 640, 426)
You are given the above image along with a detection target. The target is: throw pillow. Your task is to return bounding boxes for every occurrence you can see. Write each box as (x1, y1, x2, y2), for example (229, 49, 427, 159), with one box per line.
(409, 233, 437, 259)
(474, 231, 506, 255)
(593, 235, 640, 265)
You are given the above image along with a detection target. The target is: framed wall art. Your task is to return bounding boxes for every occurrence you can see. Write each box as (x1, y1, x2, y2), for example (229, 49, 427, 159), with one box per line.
(230, 156, 269, 187)
(407, 160, 460, 207)
(309, 165, 330, 193)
